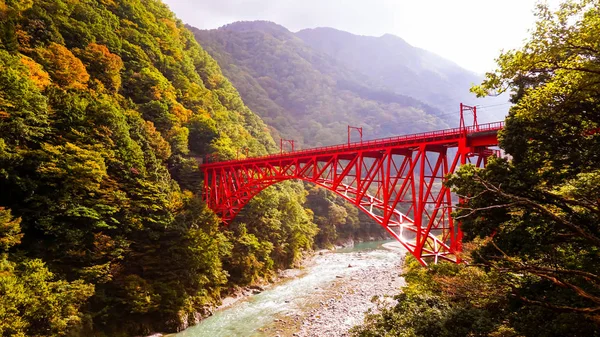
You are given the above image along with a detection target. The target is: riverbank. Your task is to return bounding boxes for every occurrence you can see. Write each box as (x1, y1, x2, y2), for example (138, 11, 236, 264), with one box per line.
(215, 260, 311, 313)
(165, 240, 405, 337)
(211, 237, 387, 315)
(258, 242, 406, 337)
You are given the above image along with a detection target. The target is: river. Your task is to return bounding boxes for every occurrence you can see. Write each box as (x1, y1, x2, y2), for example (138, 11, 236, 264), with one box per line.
(171, 240, 406, 337)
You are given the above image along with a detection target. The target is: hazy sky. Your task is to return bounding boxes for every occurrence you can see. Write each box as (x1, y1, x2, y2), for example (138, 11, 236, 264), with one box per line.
(162, 0, 560, 74)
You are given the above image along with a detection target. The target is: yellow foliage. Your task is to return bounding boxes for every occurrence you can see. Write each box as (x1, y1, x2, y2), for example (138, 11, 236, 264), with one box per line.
(160, 18, 180, 39)
(0, 0, 32, 15)
(13, 0, 33, 12)
(171, 102, 192, 123)
(120, 18, 138, 28)
(150, 83, 176, 102)
(167, 190, 185, 213)
(37, 142, 107, 190)
(20, 56, 51, 90)
(0, 1, 7, 18)
(98, 0, 116, 7)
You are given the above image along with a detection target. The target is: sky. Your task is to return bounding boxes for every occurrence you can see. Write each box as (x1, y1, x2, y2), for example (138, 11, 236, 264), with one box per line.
(162, 0, 560, 74)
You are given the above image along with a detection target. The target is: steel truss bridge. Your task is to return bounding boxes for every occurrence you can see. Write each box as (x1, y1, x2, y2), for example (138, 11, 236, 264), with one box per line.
(201, 105, 503, 265)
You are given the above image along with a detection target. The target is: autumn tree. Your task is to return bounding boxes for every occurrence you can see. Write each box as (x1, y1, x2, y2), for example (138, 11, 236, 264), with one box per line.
(36, 43, 89, 89)
(77, 42, 123, 92)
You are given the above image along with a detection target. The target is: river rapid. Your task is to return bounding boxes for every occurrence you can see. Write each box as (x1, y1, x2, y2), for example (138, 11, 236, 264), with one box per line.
(171, 241, 406, 337)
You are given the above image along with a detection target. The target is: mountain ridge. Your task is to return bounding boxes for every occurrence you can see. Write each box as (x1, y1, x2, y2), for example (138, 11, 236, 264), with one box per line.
(295, 26, 484, 111)
(189, 20, 450, 148)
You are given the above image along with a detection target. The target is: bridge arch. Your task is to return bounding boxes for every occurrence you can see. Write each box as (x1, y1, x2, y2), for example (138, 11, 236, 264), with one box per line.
(202, 122, 503, 265)
(211, 175, 417, 253)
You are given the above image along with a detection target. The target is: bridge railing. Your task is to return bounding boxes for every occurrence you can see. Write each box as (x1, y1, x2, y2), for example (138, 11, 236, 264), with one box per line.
(203, 121, 504, 166)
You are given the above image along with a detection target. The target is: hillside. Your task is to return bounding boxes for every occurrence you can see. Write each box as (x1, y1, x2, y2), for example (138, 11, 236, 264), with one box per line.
(296, 28, 479, 110)
(0, 1, 320, 336)
(189, 21, 448, 147)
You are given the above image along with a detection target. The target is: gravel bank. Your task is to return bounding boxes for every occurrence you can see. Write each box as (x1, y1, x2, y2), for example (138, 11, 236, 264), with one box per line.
(261, 244, 406, 337)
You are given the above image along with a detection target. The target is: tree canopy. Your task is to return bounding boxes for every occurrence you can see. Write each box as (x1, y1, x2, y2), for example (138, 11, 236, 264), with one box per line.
(0, 0, 323, 335)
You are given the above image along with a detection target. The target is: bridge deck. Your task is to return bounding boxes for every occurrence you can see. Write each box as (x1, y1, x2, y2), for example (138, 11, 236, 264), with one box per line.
(202, 121, 504, 168)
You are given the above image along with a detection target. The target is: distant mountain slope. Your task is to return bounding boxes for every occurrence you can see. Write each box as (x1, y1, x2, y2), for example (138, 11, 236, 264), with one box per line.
(296, 27, 508, 122)
(189, 21, 448, 147)
(296, 29, 478, 108)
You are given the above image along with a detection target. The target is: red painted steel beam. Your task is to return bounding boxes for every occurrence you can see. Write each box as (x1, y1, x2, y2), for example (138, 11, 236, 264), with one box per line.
(201, 121, 504, 265)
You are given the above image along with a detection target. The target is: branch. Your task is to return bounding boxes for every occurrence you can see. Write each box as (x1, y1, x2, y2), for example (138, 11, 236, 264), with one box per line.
(529, 62, 600, 76)
(527, 266, 600, 288)
(456, 188, 491, 202)
(452, 202, 520, 220)
(542, 189, 600, 217)
(516, 295, 600, 314)
(528, 271, 600, 304)
(487, 241, 600, 308)
(564, 41, 600, 56)
(472, 175, 600, 247)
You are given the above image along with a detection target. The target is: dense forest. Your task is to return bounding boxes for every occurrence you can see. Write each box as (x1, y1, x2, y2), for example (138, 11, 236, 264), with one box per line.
(0, 0, 368, 336)
(351, 1, 600, 336)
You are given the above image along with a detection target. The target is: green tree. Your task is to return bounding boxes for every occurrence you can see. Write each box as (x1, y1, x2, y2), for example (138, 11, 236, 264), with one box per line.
(0, 50, 49, 146)
(0, 207, 94, 337)
(352, 1, 600, 336)
(447, 1, 600, 334)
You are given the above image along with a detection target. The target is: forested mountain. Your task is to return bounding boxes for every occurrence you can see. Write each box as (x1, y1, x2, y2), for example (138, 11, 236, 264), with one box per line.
(189, 21, 448, 147)
(296, 27, 488, 114)
(0, 1, 328, 336)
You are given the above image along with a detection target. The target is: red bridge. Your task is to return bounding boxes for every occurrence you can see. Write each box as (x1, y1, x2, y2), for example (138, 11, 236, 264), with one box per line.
(201, 105, 504, 265)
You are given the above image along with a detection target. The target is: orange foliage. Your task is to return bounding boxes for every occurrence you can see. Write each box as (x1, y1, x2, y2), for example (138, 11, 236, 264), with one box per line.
(78, 43, 123, 92)
(84, 43, 123, 70)
(98, 0, 116, 8)
(20, 56, 51, 90)
(15, 28, 32, 52)
(38, 43, 89, 89)
(93, 232, 115, 259)
(160, 18, 180, 39)
(120, 18, 138, 28)
(144, 121, 171, 161)
(207, 74, 222, 88)
(0, 1, 7, 19)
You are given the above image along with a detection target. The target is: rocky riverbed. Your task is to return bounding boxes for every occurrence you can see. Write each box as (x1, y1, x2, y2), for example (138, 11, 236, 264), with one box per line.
(259, 242, 406, 337)
(170, 241, 406, 337)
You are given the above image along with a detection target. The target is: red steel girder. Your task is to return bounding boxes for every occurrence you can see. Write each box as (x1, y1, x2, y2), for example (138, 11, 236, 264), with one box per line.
(201, 121, 503, 265)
